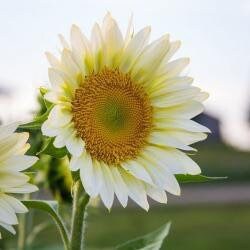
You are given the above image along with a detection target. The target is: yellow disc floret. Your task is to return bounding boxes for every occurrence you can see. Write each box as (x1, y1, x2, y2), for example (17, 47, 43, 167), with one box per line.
(72, 68, 153, 165)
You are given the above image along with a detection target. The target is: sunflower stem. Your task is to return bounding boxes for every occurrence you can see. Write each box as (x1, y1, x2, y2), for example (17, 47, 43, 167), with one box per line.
(70, 179, 90, 250)
(17, 213, 26, 250)
(17, 193, 29, 250)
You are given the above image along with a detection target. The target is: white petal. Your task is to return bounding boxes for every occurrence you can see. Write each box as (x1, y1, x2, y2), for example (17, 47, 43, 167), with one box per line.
(155, 118, 211, 133)
(91, 160, 103, 196)
(194, 91, 209, 102)
(0, 198, 17, 225)
(99, 163, 115, 209)
(58, 34, 70, 50)
(166, 130, 207, 145)
(3, 183, 38, 194)
(66, 134, 85, 157)
(54, 134, 67, 148)
(47, 67, 76, 95)
(145, 146, 201, 175)
(110, 167, 128, 207)
(48, 105, 72, 128)
(48, 68, 64, 89)
(0, 172, 29, 188)
(44, 91, 60, 104)
(71, 24, 91, 54)
(61, 49, 81, 84)
(121, 160, 154, 185)
(0, 133, 29, 162)
(149, 131, 195, 151)
(41, 119, 61, 137)
(45, 52, 61, 68)
(149, 76, 193, 98)
(120, 26, 151, 73)
(1, 155, 38, 171)
(53, 124, 75, 149)
(79, 153, 99, 197)
(158, 40, 181, 72)
(69, 156, 81, 171)
(160, 58, 189, 78)
(139, 155, 181, 196)
(0, 222, 16, 235)
(124, 14, 134, 47)
(151, 87, 200, 108)
(131, 35, 169, 84)
(145, 184, 168, 204)
(70, 24, 92, 74)
(102, 13, 124, 67)
(154, 101, 204, 119)
(120, 169, 149, 211)
(1, 194, 28, 213)
(91, 23, 105, 72)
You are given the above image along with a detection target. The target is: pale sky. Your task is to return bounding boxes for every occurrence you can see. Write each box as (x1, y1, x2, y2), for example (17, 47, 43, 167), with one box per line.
(0, 0, 250, 149)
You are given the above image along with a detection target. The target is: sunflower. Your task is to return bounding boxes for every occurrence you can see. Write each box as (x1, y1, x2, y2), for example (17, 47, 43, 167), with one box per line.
(0, 123, 38, 238)
(42, 13, 209, 210)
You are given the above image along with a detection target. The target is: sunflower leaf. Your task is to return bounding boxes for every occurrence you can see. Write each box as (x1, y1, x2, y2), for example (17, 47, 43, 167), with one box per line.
(175, 174, 227, 183)
(17, 105, 53, 131)
(38, 138, 68, 158)
(40, 87, 53, 109)
(115, 222, 171, 250)
(22, 200, 70, 249)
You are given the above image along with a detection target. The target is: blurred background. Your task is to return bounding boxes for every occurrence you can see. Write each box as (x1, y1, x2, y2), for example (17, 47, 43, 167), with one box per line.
(0, 0, 249, 249)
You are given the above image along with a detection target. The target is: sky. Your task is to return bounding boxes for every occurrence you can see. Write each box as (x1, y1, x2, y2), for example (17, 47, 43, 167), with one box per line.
(0, 0, 250, 149)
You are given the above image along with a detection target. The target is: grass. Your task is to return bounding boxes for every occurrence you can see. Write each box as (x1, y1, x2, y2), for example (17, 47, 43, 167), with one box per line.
(86, 204, 250, 250)
(2, 203, 250, 250)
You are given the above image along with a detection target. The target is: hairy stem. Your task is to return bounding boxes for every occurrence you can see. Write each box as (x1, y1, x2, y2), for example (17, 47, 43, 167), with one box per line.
(70, 180, 90, 250)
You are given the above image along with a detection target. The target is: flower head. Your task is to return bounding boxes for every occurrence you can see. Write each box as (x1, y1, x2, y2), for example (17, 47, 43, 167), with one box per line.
(0, 124, 38, 238)
(42, 13, 210, 210)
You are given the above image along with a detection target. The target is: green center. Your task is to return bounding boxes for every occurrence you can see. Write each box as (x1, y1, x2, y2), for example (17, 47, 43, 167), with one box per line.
(97, 99, 128, 133)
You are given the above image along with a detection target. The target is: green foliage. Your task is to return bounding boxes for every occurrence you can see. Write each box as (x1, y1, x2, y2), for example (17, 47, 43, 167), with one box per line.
(115, 223, 171, 250)
(38, 138, 68, 158)
(46, 157, 73, 203)
(175, 174, 227, 183)
(39, 87, 53, 109)
(23, 200, 70, 250)
(17, 105, 53, 131)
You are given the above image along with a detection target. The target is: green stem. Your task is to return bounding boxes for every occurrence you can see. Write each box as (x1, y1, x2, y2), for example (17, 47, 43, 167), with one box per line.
(17, 213, 26, 250)
(18, 193, 29, 250)
(70, 180, 90, 250)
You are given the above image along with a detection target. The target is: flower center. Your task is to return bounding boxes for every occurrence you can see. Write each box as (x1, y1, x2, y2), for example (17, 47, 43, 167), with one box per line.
(72, 68, 153, 165)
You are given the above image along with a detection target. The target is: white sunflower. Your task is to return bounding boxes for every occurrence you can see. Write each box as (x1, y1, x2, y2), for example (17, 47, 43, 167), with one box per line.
(42, 13, 210, 210)
(0, 123, 38, 238)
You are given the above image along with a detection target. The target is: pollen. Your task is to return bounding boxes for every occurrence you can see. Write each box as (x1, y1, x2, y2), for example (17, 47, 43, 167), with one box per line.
(72, 68, 153, 165)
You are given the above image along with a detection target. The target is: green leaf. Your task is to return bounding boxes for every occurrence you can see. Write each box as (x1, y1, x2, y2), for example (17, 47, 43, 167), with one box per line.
(22, 200, 58, 216)
(40, 87, 53, 109)
(116, 222, 171, 250)
(175, 174, 227, 183)
(38, 138, 68, 158)
(18, 105, 53, 131)
(23, 200, 70, 250)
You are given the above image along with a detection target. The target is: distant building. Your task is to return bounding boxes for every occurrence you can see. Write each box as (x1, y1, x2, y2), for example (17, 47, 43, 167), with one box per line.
(193, 113, 221, 143)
